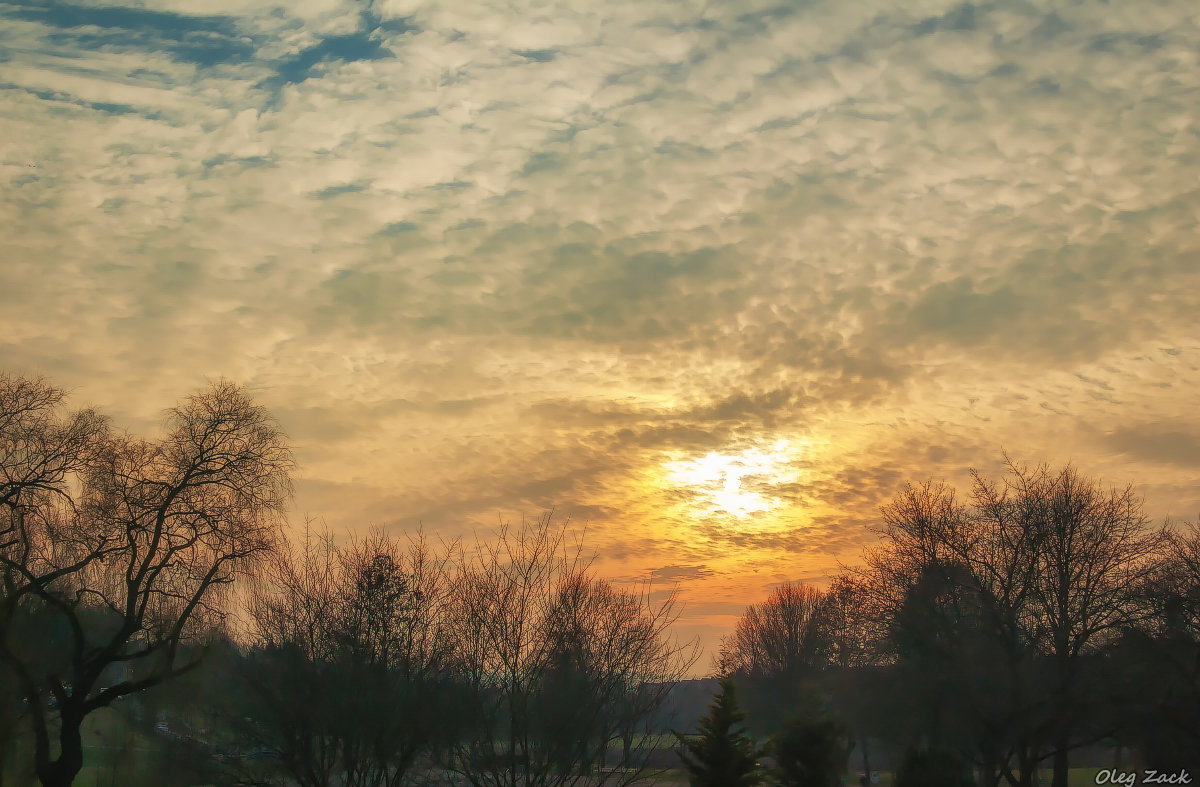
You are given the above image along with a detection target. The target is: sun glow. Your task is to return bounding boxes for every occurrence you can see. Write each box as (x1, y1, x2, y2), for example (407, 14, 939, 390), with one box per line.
(663, 439, 800, 518)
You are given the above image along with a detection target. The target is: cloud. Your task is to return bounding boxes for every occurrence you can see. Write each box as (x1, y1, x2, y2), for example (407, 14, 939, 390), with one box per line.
(651, 564, 715, 582)
(2, 0, 1199, 667)
(1105, 423, 1200, 469)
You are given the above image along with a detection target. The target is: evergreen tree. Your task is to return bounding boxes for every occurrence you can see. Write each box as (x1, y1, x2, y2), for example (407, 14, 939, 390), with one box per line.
(674, 679, 765, 787)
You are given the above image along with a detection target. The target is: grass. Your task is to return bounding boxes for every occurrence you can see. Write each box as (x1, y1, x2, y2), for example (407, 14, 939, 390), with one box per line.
(646, 767, 1116, 787)
(0, 721, 1137, 787)
(2, 707, 191, 787)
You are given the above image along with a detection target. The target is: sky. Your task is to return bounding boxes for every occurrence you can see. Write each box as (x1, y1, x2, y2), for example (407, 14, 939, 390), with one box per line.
(2, 0, 1198, 668)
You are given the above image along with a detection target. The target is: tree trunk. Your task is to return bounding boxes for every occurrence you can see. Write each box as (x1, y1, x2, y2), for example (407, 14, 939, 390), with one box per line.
(1051, 738, 1069, 787)
(861, 736, 872, 785)
(37, 710, 84, 787)
(1052, 649, 1072, 787)
(978, 751, 995, 787)
(1017, 747, 1036, 787)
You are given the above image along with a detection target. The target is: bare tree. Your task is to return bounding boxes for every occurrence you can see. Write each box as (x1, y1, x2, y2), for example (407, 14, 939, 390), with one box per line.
(1163, 521, 1200, 633)
(854, 479, 968, 641)
(0, 376, 293, 787)
(851, 459, 1165, 787)
(1095, 517, 1200, 771)
(242, 523, 460, 787)
(0, 375, 107, 528)
(0, 374, 105, 782)
(716, 583, 832, 683)
(894, 471, 1048, 786)
(823, 575, 880, 673)
(714, 582, 834, 736)
(1012, 461, 1163, 787)
(240, 523, 343, 787)
(333, 528, 460, 787)
(447, 513, 697, 787)
(822, 574, 888, 784)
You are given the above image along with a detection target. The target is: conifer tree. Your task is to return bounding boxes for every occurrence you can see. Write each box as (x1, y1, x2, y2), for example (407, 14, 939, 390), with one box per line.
(674, 679, 764, 787)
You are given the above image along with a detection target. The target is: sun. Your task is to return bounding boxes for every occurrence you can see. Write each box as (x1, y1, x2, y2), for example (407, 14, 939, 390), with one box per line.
(663, 439, 799, 518)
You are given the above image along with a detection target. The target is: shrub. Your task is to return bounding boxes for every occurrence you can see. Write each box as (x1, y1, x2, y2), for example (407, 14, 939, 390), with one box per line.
(770, 712, 851, 787)
(894, 744, 974, 787)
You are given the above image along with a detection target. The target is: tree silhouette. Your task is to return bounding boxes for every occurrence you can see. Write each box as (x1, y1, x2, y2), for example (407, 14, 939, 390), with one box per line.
(716, 582, 834, 735)
(674, 678, 764, 787)
(0, 375, 293, 787)
(770, 709, 851, 787)
(850, 459, 1165, 787)
(242, 524, 460, 787)
(447, 514, 697, 787)
(894, 744, 975, 787)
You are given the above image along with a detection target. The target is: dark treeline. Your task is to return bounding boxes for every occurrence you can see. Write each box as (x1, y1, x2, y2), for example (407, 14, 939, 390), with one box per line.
(0, 374, 697, 787)
(1, 374, 1197, 786)
(229, 514, 698, 787)
(712, 462, 1200, 785)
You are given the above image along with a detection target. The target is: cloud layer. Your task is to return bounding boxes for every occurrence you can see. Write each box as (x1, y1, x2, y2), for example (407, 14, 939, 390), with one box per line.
(3, 0, 1199, 665)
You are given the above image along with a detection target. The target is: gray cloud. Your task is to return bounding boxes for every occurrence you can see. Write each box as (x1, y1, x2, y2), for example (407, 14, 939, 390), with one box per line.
(651, 564, 715, 582)
(1105, 423, 1200, 469)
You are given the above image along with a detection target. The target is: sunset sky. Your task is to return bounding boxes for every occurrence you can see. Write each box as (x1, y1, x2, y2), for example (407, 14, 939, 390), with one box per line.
(2, 0, 1198, 667)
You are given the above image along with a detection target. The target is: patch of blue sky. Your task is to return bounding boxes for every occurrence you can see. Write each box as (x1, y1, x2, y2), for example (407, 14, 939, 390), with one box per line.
(513, 49, 556, 62)
(0, 82, 150, 118)
(6, 1, 255, 67)
(311, 182, 371, 200)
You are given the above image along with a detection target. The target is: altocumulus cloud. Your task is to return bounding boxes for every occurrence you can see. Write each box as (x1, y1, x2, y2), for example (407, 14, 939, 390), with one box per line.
(2, 0, 1199, 662)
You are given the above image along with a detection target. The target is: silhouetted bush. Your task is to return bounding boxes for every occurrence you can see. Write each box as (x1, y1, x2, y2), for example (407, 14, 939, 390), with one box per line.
(894, 744, 974, 787)
(770, 710, 851, 787)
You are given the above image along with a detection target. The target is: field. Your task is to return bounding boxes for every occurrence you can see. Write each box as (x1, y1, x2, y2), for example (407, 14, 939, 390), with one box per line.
(0, 718, 1133, 787)
(1, 708, 216, 787)
(1, 763, 1132, 787)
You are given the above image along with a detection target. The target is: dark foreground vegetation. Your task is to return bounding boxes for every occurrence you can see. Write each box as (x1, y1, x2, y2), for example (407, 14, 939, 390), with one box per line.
(1, 373, 1197, 786)
(708, 462, 1200, 786)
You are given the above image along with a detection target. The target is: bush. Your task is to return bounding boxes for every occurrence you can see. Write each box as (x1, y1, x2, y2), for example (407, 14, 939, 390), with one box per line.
(894, 744, 974, 787)
(770, 711, 851, 787)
